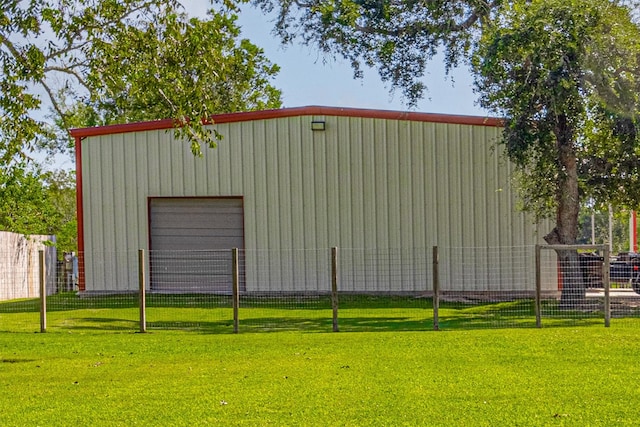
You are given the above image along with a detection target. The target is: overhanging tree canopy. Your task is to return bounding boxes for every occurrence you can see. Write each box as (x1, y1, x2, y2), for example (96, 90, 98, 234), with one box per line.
(254, 0, 496, 105)
(0, 0, 282, 162)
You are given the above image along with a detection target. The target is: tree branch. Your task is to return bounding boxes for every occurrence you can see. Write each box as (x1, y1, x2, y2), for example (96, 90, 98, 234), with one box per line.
(350, 1, 500, 39)
(354, 24, 398, 37)
(44, 1, 165, 61)
(39, 79, 71, 130)
(44, 40, 91, 62)
(43, 65, 91, 91)
(0, 32, 25, 64)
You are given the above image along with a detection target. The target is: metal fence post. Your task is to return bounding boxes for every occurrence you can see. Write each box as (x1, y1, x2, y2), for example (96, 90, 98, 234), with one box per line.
(331, 247, 339, 332)
(39, 250, 46, 333)
(433, 246, 439, 331)
(603, 246, 610, 328)
(535, 245, 542, 328)
(138, 249, 147, 333)
(232, 248, 239, 334)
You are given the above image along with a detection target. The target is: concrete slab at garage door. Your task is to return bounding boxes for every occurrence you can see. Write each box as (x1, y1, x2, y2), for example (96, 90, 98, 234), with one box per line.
(149, 198, 244, 292)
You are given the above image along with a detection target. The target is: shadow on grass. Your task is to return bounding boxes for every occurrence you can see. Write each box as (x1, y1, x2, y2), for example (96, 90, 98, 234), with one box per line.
(2, 294, 637, 333)
(0, 293, 435, 313)
(145, 315, 434, 334)
(437, 299, 536, 330)
(47, 317, 139, 332)
(0, 293, 139, 313)
(0, 297, 40, 313)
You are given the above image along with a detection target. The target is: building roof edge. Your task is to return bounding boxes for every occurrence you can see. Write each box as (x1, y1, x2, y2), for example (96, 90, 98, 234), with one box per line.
(69, 105, 502, 138)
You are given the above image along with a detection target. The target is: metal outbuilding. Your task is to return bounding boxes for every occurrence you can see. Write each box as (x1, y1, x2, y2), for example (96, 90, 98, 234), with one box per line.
(71, 106, 548, 294)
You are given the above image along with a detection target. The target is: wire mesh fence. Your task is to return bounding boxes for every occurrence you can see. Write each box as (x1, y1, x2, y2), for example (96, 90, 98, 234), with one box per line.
(436, 246, 538, 329)
(0, 246, 54, 332)
(336, 247, 433, 332)
(607, 250, 640, 327)
(2, 245, 640, 333)
(236, 249, 334, 332)
(537, 245, 608, 328)
(45, 252, 138, 332)
(146, 249, 234, 331)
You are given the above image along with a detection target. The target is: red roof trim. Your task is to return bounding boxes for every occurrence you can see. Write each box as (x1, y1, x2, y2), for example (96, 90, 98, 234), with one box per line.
(74, 134, 85, 291)
(69, 106, 502, 138)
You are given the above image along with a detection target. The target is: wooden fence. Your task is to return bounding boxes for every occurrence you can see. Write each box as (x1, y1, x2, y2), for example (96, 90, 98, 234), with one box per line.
(0, 231, 57, 301)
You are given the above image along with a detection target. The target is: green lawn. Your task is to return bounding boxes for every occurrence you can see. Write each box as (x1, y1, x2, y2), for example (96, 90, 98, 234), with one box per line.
(1, 292, 635, 333)
(1, 324, 639, 426)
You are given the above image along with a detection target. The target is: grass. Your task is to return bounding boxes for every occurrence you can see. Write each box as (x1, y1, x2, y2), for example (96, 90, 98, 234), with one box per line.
(1, 326, 640, 426)
(2, 292, 638, 333)
(0, 294, 639, 425)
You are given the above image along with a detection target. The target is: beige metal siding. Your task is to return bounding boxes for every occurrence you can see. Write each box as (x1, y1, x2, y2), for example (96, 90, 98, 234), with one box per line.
(81, 115, 551, 292)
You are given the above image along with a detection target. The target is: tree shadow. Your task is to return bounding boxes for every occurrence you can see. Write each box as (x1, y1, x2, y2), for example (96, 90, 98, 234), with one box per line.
(47, 317, 139, 331)
(2, 294, 631, 333)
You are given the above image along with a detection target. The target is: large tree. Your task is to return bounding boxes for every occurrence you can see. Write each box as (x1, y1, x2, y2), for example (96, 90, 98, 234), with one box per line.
(254, 0, 640, 305)
(473, 1, 640, 305)
(1, 0, 282, 161)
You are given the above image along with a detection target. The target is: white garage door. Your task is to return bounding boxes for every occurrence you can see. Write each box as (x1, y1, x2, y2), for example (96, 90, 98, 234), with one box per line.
(149, 198, 244, 292)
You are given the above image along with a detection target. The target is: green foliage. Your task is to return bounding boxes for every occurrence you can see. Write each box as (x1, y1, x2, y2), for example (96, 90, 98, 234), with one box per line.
(578, 205, 638, 253)
(1, 328, 640, 425)
(254, 0, 491, 105)
(0, 164, 59, 235)
(0, 165, 77, 253)
(80, 8, 282, 155)
(582, 107, 640, 209)
(473, 0, 640, 220)
(1, 0, 282, 159)
(42, 169, 77, 254)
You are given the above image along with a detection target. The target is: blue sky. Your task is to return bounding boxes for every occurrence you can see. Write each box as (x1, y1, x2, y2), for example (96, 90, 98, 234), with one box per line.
(186, 2, 488, 117)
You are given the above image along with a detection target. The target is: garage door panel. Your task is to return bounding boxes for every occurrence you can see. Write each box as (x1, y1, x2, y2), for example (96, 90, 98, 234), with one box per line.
(152, 236, 244, 250)
(153, 205, 244, 214)
(154, 198, 241, 208)
(149, 198, 245, 292)
(153, 228, 244, 238)
(152, 213, 244, 229)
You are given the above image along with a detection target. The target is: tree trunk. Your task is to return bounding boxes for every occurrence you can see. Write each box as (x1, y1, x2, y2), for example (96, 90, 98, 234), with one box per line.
(544, 114, 585, 308)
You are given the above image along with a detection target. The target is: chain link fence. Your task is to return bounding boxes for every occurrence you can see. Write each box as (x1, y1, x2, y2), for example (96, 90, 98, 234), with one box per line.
(2, 245, 640, 333)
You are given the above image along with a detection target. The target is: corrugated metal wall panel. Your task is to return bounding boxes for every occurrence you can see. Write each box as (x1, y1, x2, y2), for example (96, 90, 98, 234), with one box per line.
(346, 117, 363, 249)
(81, 114, 552, 293)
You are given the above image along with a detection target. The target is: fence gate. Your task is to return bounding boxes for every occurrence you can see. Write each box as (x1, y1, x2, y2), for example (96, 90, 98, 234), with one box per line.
(535, 244, 610, 326)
